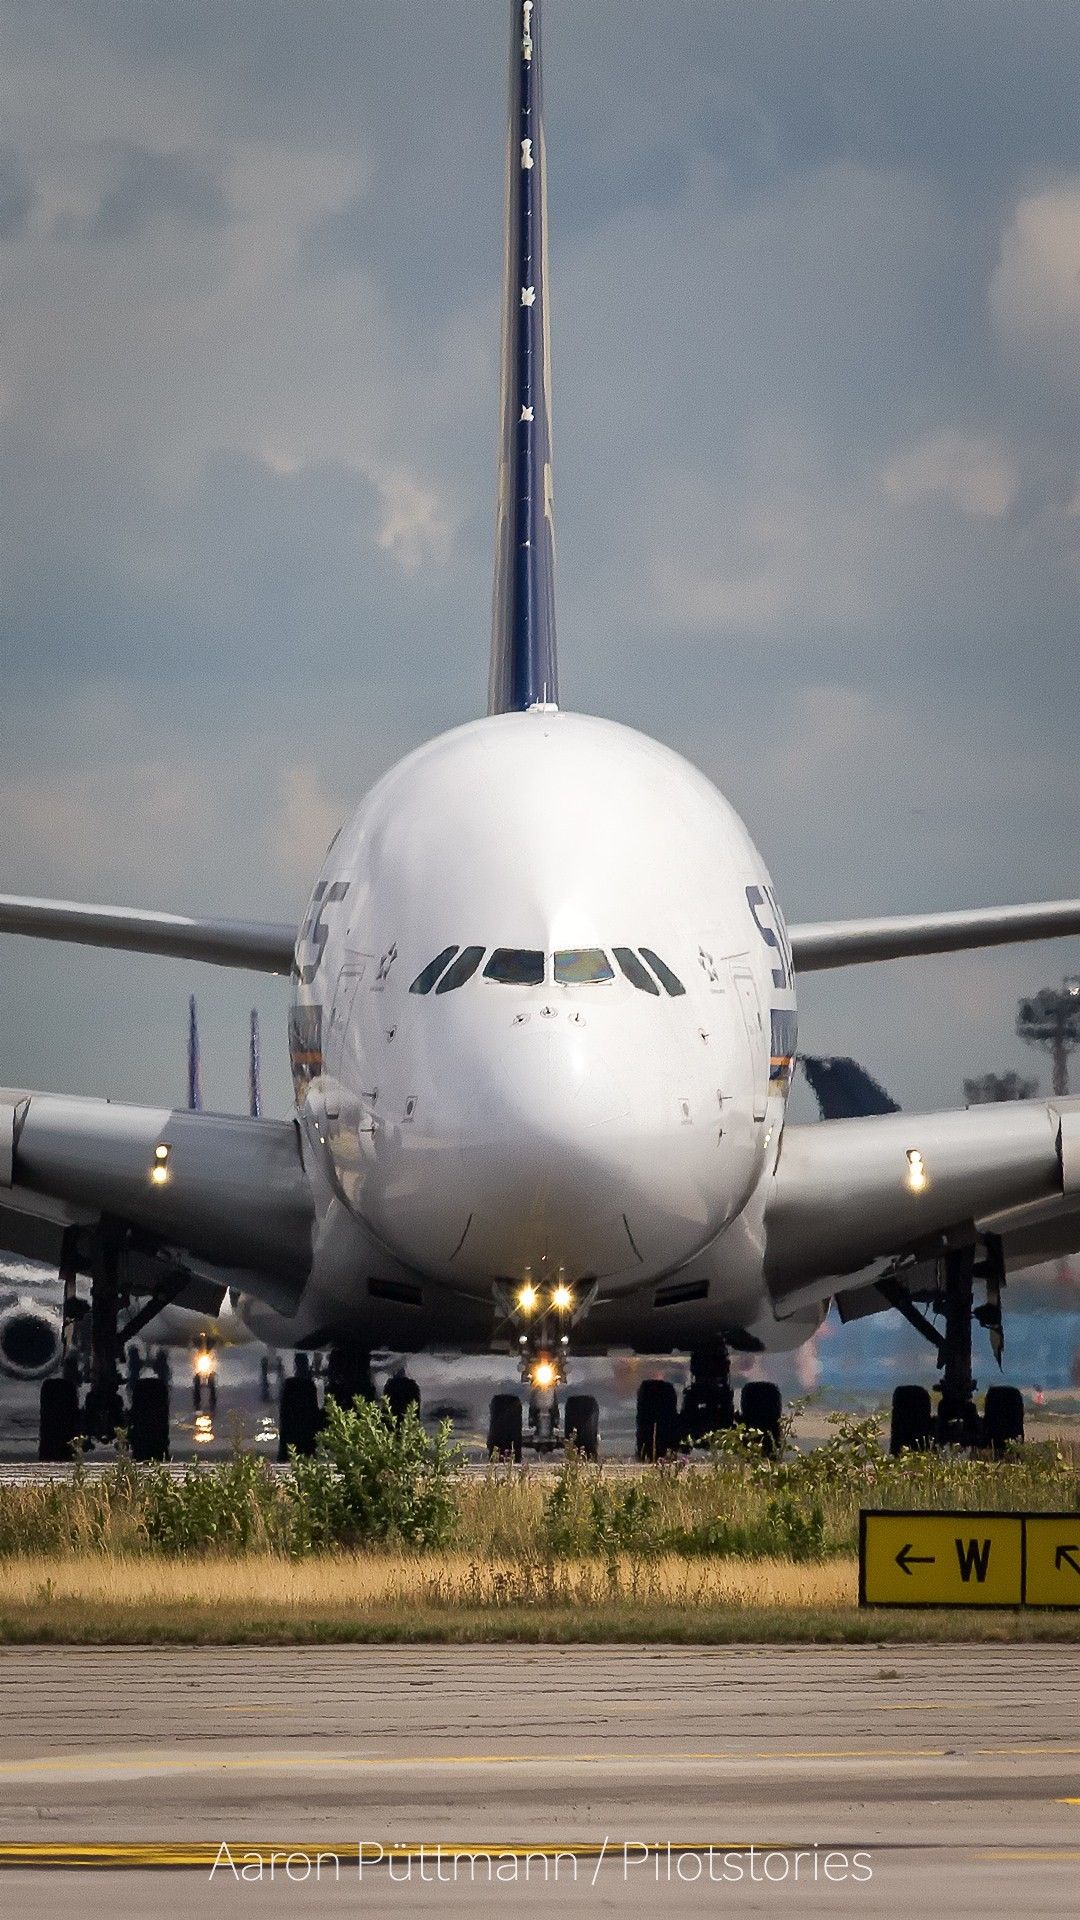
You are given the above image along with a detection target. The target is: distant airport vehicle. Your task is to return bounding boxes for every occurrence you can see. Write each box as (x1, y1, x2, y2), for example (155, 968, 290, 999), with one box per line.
(4, 0, 1080, 1463)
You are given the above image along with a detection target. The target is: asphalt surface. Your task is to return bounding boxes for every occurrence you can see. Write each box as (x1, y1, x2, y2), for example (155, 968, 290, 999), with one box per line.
(0, 1644, 1076, 1913)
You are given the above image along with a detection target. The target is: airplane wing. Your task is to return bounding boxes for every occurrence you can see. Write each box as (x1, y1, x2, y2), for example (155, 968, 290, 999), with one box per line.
(0, 1089, 313, 1308)
(789, 899, 1080, 971)
(765, 1097, 1080, 1306)
(0, 895, 296, 973)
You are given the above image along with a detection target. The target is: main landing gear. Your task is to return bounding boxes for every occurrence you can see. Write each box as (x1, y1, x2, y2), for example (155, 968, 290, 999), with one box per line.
(37, 1223, 173, 1462)
(887, 1242, 1025, 1456)
(635, 1345, 782, 1460)
(275, 1348, 424, 1461)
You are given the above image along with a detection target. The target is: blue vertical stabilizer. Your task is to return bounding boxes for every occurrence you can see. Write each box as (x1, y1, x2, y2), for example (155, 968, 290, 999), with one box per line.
(488, 0, 559, 715)
(187, 994, 203, 1113)
(248, 1008, 262, 1119)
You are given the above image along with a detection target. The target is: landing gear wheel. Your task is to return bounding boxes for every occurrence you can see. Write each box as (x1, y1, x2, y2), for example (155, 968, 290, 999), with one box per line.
(487, 1392, 523, 1461)
(38, 1377, 79, 1461)
(383, 1373, 421, 1423)
(681, 1381, 735, 1447)
(278, 1373, 321, 1461)
(936, 1389, 979, 1449)
(635, 1379, 680, 1460)
(326, 1347, 375, 1409)
(983, 1383, 1024, 1456)
(192, 1375, 202, 1412)
(740, 1381, 783, 1455)
(259, 1356, 272, 1404)
(129, 1376, 170, 1461)
(890, 1383, 933, 1455)
(564, 1393, 600, 1459)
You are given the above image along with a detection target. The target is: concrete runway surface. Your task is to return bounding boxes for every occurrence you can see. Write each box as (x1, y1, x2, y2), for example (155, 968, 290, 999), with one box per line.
(0, 1645, 1076, 1914)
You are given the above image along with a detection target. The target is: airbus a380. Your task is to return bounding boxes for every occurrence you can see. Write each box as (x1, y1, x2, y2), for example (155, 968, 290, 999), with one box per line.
(4, 0, 1080, 1462)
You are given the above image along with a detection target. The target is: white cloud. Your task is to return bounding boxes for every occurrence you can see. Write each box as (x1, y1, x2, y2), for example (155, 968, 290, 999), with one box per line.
(374, 469, 455, 571)
(990, 185, 1080, 378)
(274, 765, 346, 883)
(881, 430, 1018, 518)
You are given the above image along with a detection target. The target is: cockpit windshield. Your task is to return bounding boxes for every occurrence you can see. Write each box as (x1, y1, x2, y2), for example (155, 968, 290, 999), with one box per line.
(409, 946, 458, 994)
(640, 948, 686, 996)
(435, 946, 485, 994)
(612, 947, 660, 994)
(554, 948, 614, 985)
(483, 948, 545, 986)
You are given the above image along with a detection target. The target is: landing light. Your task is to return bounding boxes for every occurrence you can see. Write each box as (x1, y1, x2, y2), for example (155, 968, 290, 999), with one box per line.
(517, 1283, 539, 1313)
(551, 1284, 573, 1311)
(194, 1351, 215, 1378)
(532, 1360, 557, 1389)
(150, 1143, 171, 1186)
(906, 1148, 928, 1193)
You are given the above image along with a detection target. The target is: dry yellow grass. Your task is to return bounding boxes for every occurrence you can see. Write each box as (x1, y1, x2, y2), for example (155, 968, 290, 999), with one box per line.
(0, 1550, 858, 1612)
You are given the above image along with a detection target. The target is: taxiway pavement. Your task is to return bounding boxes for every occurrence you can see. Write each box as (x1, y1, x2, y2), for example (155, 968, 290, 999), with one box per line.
(0, 1644, 1076, 1913)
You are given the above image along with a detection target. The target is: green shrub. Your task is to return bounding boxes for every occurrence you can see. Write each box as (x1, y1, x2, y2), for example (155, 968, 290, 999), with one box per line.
(286, 1397, 461, 1552)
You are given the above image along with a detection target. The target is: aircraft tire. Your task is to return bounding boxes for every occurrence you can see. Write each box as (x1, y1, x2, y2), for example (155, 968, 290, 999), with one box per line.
(983, 1383, 1024, 1457)
(564, 1393, 600, 1459)
(129, 1376, 170, 1462)
(635, 1379, 680, 1461)
(383, 1373, 421, 1423)
(278, 1374, 321, 1461)
(487, 1392, 523, 1461)
(38, 1376, 80, 1462)
(889, 1383, 933, 1455)
(740, 1380, 783, 1455)
(681, 1380, 735, 1447)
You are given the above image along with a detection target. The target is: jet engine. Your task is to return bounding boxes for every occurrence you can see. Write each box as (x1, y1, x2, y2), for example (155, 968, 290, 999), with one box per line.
(0, 1295, 63, 1380)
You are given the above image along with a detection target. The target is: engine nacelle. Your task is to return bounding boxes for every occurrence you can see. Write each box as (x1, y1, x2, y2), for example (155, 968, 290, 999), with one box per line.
(0, 1296, 62, 1379)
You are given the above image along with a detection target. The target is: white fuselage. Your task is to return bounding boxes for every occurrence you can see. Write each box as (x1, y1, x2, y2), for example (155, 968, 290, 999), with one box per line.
(274, 710, 810, 1355)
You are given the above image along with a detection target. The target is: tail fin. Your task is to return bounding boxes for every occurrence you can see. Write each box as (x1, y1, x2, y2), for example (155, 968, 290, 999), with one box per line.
(248, 1008, 262, 1119)
(801, 1055, 900, 1121)
(488, 0, 559, 715)
(187, 994, 203, 1113)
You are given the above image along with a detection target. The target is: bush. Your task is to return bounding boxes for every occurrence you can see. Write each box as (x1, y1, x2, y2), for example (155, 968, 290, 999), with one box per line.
(286, 1397, 461, 1552)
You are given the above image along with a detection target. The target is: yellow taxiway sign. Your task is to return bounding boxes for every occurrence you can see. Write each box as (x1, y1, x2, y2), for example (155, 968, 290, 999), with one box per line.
(861, 1510, 1080, 1608)
(861, 1511, 1023, 1607)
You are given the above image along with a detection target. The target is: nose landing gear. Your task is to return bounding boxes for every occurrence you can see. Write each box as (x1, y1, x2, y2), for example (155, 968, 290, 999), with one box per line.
(488, 1280, 600, 1459)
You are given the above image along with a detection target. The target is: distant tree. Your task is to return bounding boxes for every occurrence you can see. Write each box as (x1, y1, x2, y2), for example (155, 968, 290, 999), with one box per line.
(1017, 978, 1080, 1098)
(963, 1070, 1039, 1105)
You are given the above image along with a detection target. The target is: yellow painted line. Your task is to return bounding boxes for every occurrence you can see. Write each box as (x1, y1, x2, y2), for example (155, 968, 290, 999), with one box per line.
(0, 1841, 792, 1871)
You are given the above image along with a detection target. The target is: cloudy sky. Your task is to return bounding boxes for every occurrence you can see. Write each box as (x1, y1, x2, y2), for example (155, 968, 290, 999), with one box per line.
(2, 0, 1080, 1119)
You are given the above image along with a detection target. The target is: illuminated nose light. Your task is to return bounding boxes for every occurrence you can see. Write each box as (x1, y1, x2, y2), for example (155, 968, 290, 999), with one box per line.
(906, 1148, 928, 1192)
(551, 1284, 573, 1312)
(517, 1284, 539, 1313)
(532, 1360, 557, 1389)
(194, 1351, 215, 1378)
(150, 1143, 171, 1186)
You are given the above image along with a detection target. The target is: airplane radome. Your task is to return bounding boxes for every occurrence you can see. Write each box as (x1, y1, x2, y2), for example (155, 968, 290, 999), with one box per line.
(4, 0, 1080, 1465)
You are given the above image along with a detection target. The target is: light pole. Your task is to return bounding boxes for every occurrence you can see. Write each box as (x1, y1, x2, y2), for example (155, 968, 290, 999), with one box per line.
(1017, 975, 1080, 1098)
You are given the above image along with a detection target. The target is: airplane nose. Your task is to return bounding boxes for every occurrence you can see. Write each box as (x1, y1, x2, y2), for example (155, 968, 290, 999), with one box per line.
(378, 1016, 725, 1284)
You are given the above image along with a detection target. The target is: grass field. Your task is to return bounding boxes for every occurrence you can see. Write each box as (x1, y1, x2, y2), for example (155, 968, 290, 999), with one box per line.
(0, 1407, 1076, 1641)
(1, 1549, 1079, 1641)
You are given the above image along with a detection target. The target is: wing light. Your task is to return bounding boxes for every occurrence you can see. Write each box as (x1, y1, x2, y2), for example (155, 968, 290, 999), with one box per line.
(906, 1148, 928, 1193)
(150, 1143, 171, 1186)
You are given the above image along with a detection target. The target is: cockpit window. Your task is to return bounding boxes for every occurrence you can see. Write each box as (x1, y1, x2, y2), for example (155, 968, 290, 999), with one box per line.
(409, 946, 458, 994)
(612, 947, 660, 995)
(554, 948, 614, 985)
(640, 948, 686, 997)
(435, 945, 485, 994)
(483, 948, 545, 986)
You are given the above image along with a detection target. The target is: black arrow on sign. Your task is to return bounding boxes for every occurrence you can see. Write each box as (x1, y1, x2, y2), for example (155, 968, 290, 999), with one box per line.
(1055, 1545, 1080, 1576)
(895, 1543, 936, 1576)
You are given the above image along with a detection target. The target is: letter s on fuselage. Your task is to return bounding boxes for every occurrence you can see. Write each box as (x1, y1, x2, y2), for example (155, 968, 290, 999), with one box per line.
(290, 710, 795, 1296)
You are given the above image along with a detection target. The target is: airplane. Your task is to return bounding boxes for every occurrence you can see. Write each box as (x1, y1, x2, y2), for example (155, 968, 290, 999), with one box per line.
(4, 0, 1080, 1464)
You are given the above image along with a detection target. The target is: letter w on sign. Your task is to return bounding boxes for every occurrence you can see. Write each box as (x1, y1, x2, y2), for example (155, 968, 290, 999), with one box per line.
(955, 1537, 992, 1583)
